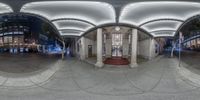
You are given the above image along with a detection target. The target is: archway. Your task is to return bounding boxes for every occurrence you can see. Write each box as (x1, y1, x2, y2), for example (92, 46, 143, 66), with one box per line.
(0, 13, 63, 75)
(78, 25, 163, 67)
(174, 16, 200, 74)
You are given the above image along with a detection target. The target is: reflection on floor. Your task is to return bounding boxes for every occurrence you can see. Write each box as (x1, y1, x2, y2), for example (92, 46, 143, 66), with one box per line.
(0, 53, 62, 87)
(0, 53, 59, 75)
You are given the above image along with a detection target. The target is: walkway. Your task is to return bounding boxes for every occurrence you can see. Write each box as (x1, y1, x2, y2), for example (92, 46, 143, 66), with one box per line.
(0, 56, 199, 100)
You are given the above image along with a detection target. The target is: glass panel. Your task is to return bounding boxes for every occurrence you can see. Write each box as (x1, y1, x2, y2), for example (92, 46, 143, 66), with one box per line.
(112, 33, 123, 57)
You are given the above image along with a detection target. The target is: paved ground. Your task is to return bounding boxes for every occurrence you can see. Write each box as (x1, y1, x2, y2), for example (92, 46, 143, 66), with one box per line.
(0, 53, 59, 76)
(180, 50, 200, 75)
(0, 55, 199, 100)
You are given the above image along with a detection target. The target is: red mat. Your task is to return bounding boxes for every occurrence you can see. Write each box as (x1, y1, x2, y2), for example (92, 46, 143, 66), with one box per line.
(104, 57, 129, 65)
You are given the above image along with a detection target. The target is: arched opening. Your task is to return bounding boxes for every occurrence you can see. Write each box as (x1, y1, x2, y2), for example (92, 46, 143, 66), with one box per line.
(77, 25, 164, 67)
(0, 13, 63, 75)
(174, 16, 200, 74)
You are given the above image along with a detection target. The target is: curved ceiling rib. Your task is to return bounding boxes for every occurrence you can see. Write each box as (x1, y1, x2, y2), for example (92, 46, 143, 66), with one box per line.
(51, 18, 96, 27)
(59, 30, 83, 36)
(52, 20, 95, 35)
(140, 20, 183, 33)
(139, 19, 184, 27)
(119, 1, 200, 37)
(20, 1, 116, 36)
(0, 3, 13, 13)
(151, 31, 176, 37)
(19, 1, 200, 37)
(120, 1, 200, 26)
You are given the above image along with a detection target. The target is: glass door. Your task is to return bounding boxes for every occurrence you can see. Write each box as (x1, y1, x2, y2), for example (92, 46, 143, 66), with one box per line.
(112, 33, 122, 57)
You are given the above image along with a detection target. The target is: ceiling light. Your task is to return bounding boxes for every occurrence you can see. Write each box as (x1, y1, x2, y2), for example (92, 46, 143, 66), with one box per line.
(115, 26, 120, 31)
(20, 1, 116, 26)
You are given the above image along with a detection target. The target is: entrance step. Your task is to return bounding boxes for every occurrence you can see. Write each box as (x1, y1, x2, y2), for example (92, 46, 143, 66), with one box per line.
(104, 57, 129, 65)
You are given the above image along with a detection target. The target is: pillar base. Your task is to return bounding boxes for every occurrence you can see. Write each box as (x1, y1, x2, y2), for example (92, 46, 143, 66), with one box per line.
(130, 63, 138, 68)
(95, 62, 104, 68)
(62, 53, 65, 60)
(80, 58, 85, 60)
(148, 57, 152, 60)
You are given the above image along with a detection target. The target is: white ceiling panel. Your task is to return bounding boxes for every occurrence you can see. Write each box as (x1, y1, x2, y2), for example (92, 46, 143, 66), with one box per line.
(141, 20, 182, 33)
(20, 1, 116, 26)
(59, 30, 83, 36)
(151, 31, 176, 37)
(53, 20, 94, 32)
(119, 1, 200, 37)
(119, 1, 200, 26)
(19, 1, 200, 37)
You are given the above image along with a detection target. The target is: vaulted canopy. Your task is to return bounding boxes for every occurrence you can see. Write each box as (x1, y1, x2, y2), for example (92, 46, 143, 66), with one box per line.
(20, 1, 116, 36)
(119, 1, 200, 37)
(52, 20, 95, 34)
(0, 1, 199, 37)
(0, 3, 13, 14)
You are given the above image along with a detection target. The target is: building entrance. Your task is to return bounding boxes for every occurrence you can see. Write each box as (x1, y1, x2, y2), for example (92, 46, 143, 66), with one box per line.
(111, 33, 122, 57)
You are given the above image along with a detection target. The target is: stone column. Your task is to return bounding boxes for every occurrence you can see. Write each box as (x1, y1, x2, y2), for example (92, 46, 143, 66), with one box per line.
(95, 28, 104, 68)
(42, 45, 45, 53)
(130, 29, 138, 68)
(80, 37, 86, 60)
(149, 38, 154, 60)
(62, 41, 65, 60)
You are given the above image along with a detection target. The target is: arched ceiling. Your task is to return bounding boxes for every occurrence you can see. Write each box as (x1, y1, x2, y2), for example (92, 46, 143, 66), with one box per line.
(20, 1, 116, 36)
(0, 3, 13, 14)
(119, 1, 200, 37)
(1, 1, 200, 37)
(140, 20, 183, 37)
(141, 20, 182, 32)
(59, 30, 83, 36)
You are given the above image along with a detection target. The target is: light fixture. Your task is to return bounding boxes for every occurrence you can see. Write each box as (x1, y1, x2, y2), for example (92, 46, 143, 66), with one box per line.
(120, 1, 200, 26)
(115, 26, 120, 31)
(151, 31, 176, 37)
(119, 1, 200, 37)
(0, 3, 13, 13)
(52, 19, 94, 32)
(59, 30, 83, 36)
(20, 1, 116, 26)
(140, 20, 182, 33)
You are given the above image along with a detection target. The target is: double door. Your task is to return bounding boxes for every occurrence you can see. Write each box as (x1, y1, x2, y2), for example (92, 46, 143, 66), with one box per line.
(111, 33, 123, 57)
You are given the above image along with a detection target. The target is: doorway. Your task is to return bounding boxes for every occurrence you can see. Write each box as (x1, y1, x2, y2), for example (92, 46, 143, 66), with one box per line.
(88, 45, 92, 57)
(111, 33, 122, 57)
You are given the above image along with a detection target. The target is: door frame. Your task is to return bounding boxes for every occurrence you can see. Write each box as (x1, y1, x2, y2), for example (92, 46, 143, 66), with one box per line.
(88, 45, 92, 57)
